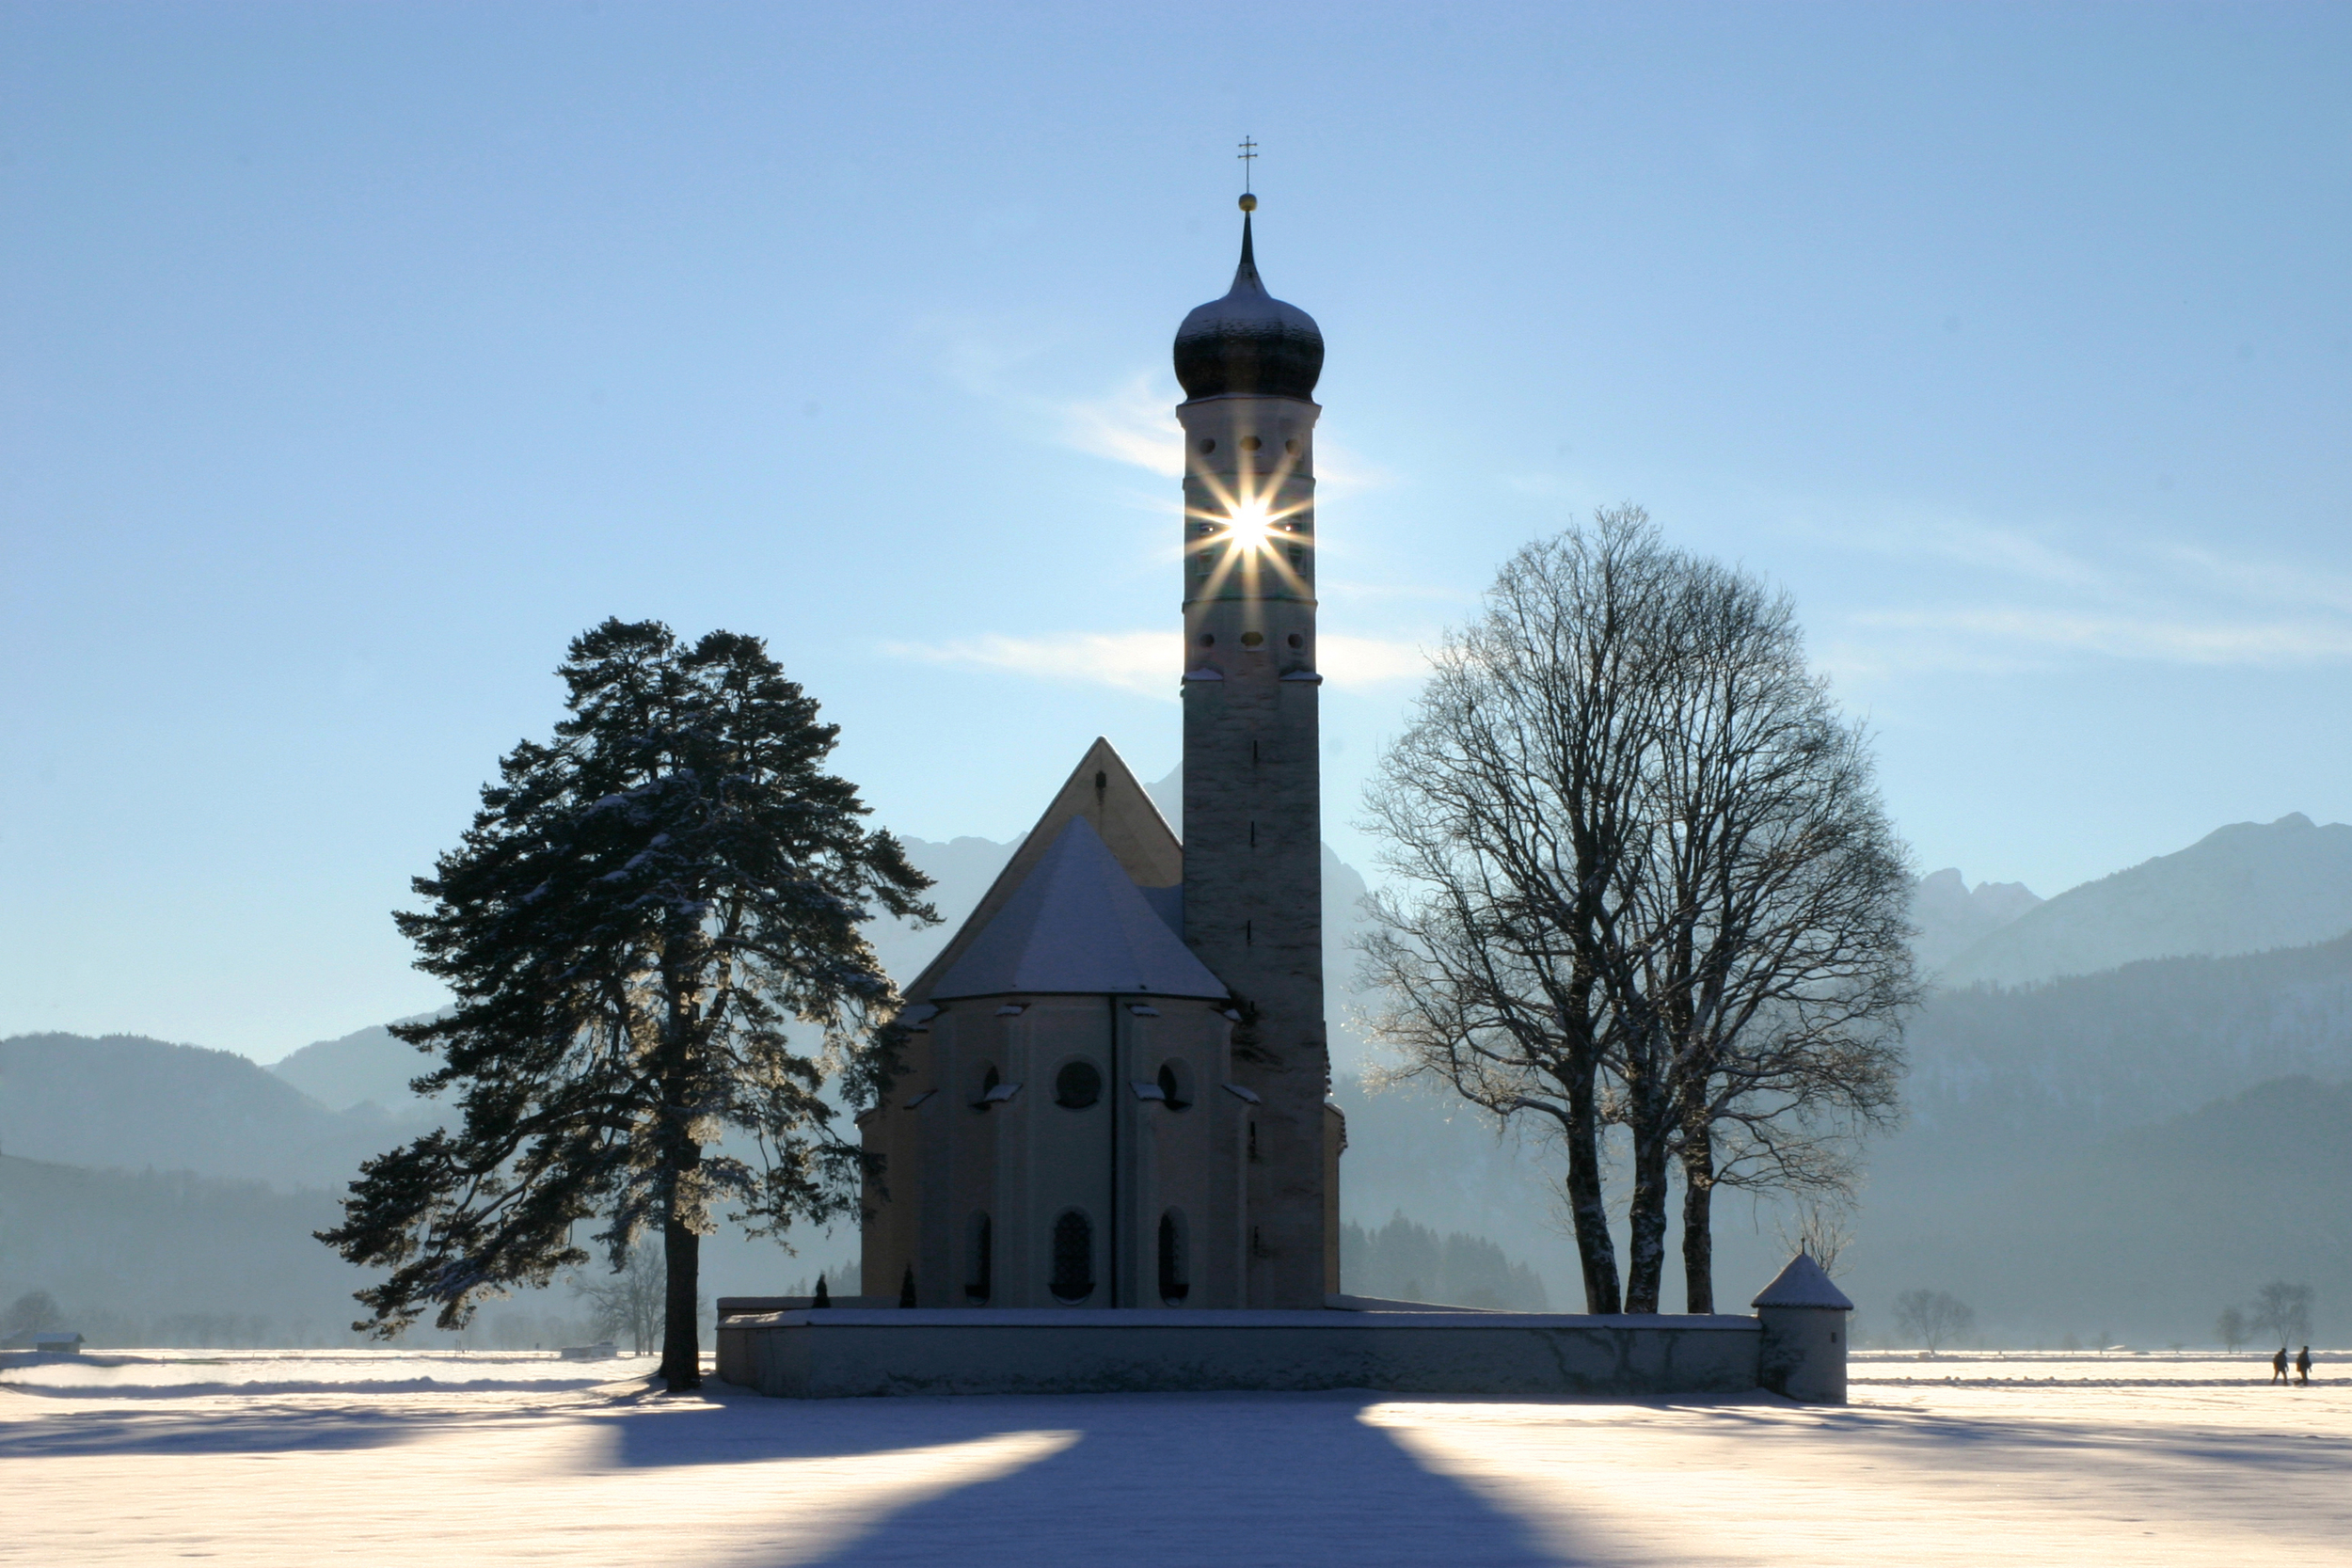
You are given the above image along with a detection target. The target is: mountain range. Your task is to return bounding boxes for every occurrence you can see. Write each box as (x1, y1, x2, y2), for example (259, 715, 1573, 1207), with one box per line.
(1928, 813, 2352, 988)
(8, 807, 2352, 1342)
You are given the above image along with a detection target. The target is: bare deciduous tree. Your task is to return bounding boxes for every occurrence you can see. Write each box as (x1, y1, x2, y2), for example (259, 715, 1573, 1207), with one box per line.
(2216, 1305, 2249, 1352)
(1773, 1199, 1856, 1278)
(1360, 509, 1915, 1314)
(568, 1240, 667, 1354)
(2249, 1280, 2313, 1348)
(2, 1290, 63, 1343)
(1894, 1288, 1975, 1354)
(1359, 514, 1690, 1312)
(1624, 549, 1915, 1311)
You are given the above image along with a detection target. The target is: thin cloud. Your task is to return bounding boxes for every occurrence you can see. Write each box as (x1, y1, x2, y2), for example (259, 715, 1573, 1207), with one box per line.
(929, 318, 1391, 493)
(1056, 376, 1391, 491)
(1794, 507, 2112, 591)
(1317, 633, 1433, 684)
(1848, 606, 2352, 668)
(885, 628, 1430, 699)
(1771, 499, 2352, 675)
(2155, 545, 2352, 615)
(886, 631, 1173, 698)
(1059, 375, 1185, 478)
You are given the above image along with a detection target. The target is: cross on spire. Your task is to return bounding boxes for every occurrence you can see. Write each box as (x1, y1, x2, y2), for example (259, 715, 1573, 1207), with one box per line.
(1237, 137, 1257, 193)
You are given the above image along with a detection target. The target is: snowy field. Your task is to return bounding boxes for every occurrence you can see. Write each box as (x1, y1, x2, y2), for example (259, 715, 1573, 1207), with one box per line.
(4, 1348, 2344, 1566)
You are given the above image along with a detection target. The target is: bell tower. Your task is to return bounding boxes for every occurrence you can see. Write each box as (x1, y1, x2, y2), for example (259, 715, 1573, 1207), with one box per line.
(1173, 193, 1329, 1308)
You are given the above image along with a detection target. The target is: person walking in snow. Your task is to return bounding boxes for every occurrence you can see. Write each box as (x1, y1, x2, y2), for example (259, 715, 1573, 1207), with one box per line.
(2271, 1347, 2290, 1385)
(2296, 1346, 2312, 1386)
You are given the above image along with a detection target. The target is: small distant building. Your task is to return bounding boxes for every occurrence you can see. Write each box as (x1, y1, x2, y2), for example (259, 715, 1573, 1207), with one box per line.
(33, 1332, 84, 1357)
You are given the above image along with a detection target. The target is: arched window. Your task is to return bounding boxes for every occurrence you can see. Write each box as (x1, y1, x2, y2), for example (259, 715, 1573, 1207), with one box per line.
(1055, 1059, 1103, 1110)
(1156, 1060, 1192, 1111)
(964, 1213, 993, 1304)
(1050, 1211, 1094, 1303)
(972, 1062, 1000, 1110)
(1157, 1211, 1190, 1304)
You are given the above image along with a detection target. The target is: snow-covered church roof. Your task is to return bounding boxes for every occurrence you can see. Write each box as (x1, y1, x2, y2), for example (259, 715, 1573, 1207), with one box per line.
(928, 816, 1228, 1002)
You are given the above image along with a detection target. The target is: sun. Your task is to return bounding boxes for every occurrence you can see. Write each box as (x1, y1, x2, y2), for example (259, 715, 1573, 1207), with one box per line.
(1226, 499, 1274, 550)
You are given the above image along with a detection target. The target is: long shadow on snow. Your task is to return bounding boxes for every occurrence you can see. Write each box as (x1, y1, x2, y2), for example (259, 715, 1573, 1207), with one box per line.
(0, 1403, 489, 1457)
(606, 1388, 1587, 1567)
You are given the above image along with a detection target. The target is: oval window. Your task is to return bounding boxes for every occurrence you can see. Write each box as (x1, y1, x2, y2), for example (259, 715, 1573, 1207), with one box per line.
(1198, 437, 1216, 453)
(1156, 1060, 1192, 1111)
(1055, 1059, 1103, 1109)
(1240, 630, 1264, 648)
(1240, 435, 1263, 451)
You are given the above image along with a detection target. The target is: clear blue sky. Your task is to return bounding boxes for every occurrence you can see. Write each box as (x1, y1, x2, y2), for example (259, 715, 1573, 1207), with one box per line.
(5, 2, 2347, 1060)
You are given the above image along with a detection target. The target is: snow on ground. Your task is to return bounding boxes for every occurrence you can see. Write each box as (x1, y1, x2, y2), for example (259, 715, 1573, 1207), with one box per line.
(3, 1349, 2344, 1565)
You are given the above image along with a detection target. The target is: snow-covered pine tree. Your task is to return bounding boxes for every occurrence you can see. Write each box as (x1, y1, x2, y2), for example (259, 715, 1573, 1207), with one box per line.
(319, 618, 935, 1389)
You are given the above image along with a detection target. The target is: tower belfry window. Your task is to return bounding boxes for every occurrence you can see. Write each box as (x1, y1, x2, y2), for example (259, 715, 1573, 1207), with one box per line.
(1055, 1059, 1103, 1109)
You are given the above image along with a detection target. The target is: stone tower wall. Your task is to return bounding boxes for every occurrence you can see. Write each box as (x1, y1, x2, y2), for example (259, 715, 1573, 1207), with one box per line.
(1176, 388, 1328, 1308)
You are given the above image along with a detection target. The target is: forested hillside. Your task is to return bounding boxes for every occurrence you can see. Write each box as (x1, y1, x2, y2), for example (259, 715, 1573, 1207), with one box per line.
(1895, 931, 2352, 1187)
(0, 1033, 434, 1191)
(1838, 1077, 2352, 1346)
(0, 1155, 366, 1345)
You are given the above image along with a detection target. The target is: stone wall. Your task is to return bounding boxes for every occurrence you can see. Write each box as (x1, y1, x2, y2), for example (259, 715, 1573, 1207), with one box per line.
(715, 1307, 1824, 1401)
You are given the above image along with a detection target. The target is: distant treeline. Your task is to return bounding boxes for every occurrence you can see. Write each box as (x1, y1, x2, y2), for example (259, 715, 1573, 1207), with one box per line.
(1342, 1211, 1551, 1310)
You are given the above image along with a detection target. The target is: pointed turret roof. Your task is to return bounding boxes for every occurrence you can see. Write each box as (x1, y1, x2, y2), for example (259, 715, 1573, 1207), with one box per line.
(1752, 1252, 1854, 1310)
(929, 816, 1226, 1001)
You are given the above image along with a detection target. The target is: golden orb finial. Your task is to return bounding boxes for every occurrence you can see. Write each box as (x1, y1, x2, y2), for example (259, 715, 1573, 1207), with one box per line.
(1238, 193, 1258, 213)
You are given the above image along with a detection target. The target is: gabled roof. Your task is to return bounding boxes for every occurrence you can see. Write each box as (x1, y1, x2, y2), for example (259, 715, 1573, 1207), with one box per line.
(1752, 1252, 1854, 1310)
(929, 816, 1226, 1001)
(905, 738, 1184, 1004)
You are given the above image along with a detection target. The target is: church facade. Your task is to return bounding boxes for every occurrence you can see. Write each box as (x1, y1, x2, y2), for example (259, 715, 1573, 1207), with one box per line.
(859, 200, 1341, 1310)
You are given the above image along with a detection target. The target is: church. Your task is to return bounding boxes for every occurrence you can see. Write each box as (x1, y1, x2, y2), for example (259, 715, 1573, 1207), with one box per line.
(858, 195, 1342, 1310)
(729, 195, 1851, 1402)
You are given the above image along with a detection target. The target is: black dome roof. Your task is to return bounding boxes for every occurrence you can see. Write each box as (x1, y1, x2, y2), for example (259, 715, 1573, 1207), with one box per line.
(1172, 214, 1323, 402)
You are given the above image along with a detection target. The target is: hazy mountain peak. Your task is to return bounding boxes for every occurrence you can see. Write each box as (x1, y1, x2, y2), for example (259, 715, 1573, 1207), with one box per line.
(1939, 813, 2352, 989)
(1911, 868, 2043, 975)
(268, 1017, 443, 1113)
(2195, 811, 2315, 845)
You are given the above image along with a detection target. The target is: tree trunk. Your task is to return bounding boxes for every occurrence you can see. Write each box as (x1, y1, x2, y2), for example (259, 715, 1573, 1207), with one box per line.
(660, 1209, 701, 1390)
(1621, 1045, 1674, 1312)
(1679, 1132, 1714, 1314)
(1623, 1119, 1672, 1313)
(1562, 1069, 1622, 1313)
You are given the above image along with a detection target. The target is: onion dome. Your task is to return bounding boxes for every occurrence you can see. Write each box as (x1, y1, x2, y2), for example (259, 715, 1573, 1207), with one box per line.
(1172, 199, 1323, 402)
